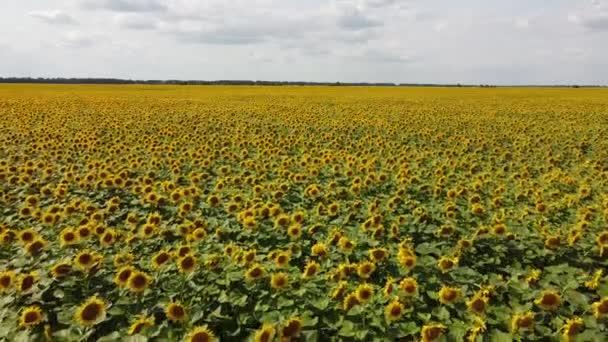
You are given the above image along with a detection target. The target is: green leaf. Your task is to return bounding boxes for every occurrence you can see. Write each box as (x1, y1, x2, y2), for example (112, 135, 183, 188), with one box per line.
(339, 320, 356, 337)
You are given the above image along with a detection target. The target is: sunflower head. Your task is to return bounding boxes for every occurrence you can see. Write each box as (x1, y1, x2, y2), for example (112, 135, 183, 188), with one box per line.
(186, 325, 216, 342)
(114, 266, 135, 287)
(254, 324, 275, 342)
(399, 277, 418, 296)
(467, 293, 489, 315)
(274, 251, 290, 268)
(343, 292, 360, 311)
(75, 296, 106, 326)
(357, 261, 376, 279)
(302, 261, 320, 278)
(511, 311, 535, 333)
(128, 315, 155, 335)
(127, 271, 151, 293)
(593, 298, 608, 319)
(535, 290, 561, 311)
(438, 286, 461, 305)
(561, 317, 584, 339)
(281, 317, 303, 338)
(178, 254, 197, 273)
(152, 250, 171, 269)
(270, 272, 289, 290)
(421, 323, 446, 342)
(384, 299, 405, 322)
(245, 264, 265, 282)
(18, 272, 37, 292)
(19, 306, 44, 328)
(165, 302, 187, 323)
(0, 270, 16, 291)
(355, 283, 374, 302)
(51, 262, 72, 279)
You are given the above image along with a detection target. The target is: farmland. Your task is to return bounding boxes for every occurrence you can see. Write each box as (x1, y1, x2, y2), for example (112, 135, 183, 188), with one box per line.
(1, 84, 608, 341)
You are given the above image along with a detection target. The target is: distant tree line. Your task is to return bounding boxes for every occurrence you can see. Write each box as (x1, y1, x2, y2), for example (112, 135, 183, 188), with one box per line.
(0, 77, 603, 88)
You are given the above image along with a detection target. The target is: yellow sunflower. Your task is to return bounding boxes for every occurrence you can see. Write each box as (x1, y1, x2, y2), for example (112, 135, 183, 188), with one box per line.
(467, 293, 489, 315)
(384, 299, 405, 322)
(355, 283, 374, 302)
(302, 260, 320, 278)
(0, 270, 16, 291)
(128, 315, 155, 335)
(592, 297, 608, 319)
(535, 290, 561, 311)
(185, 326, 216, 342)
(438, 286, 461, 305)
(178, 254, 197, 273)
(75, 296, 106, 326)
(511, 311, 535, 333)
(245, 263, 266, 282)
(561, 317, 584, 341)
(399, 277, 418, 296)
(274, 251, 290, 268)
(357, 261, 376, 279)
(114, 266, 135, 287)
(343, 292, 360, 311)
(50, 261, 72, 279)
(165, 302, 188, 323)
(280, 317, 303, 339)
(270, 272, 289, 290)
(421, 323, 446, 342)
(152, 250, 172, 269)
(253, 324, 275, 342)
(127, 271, 151, 293)
(19, 306, 44, 328)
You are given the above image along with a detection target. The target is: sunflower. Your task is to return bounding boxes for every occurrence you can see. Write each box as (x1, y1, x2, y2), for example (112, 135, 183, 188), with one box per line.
(369, 247, 388, 262)
(18, 272, 37, 292)
(50, 261, 72, 279)
(185, 325, 216, 342)
(281, 317, 303, 339)
(74, 249, 100, 270)
(398, 252, 417, 271)
(245, 263, 265, 282)
(399, 277, 418, 296)
(343, 292, 360, 311)
(25, 237, 46, 256)
(467, 293, 489, 315)
(165, 302, 188, 323)
(127, 271, 151, 293)
(561, 317, 583, 341)
(438, 286, 461, 305)
(77, 225, 92, 239)
(384, 299, 404, 322)
(302, 260, 320, 278)
(311, 242, 328, 258)
(19, 306, 43, 328)
(421, 323, 446, 342)
(270, 272, 289, 290)
(437, 256, 458, 273)
(287, 224, 302, 240)
(59, 228, 79, 247)
(355, 283, 374, 302)
(331, 281, 348, 300)
(128, 315, 155, 335)
(593, 298, 608, 319)
(18, 228, 37, 244)
(152, 250, 172, 269)
(383, 277, 395, 298)
(0, 270, 16, 291)
(511, 311, 535, 333)
(253, 324, 275, 342)
(535, 290, 561, 311)
(357, 261, 376, 279)
(75, 296, 106, 326)
(178, 254, 197, 273)
(338, 237, 356, 254)
(274, 251, 290, 268)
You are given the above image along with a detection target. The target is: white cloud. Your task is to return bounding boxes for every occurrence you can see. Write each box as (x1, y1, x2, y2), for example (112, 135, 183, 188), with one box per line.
(82, 0, 168, 13)
(28, 10, 78, 25)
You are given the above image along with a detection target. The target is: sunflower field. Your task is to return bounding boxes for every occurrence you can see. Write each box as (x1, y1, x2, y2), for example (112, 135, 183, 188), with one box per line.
(1, 84, 608, 341)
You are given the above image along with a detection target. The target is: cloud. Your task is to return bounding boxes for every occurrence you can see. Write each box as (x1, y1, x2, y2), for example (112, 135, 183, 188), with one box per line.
(28, 10, 78, 25)
(337, 7, 382, 30)
(115, 14, 160, 30)
(60, 31, 101, 48)
(568, 1, 608, 31)
(82, 0, 168, 13)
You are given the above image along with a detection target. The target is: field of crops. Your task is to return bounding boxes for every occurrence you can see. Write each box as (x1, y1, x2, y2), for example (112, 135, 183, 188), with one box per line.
(1, 84, 607, 341)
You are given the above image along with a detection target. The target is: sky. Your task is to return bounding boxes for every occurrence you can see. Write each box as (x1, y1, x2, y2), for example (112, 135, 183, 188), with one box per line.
(1, 0, 607, 85)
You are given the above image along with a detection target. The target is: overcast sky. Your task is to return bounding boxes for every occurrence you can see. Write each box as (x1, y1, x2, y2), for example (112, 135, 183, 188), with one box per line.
(1, 0, 607, 84)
